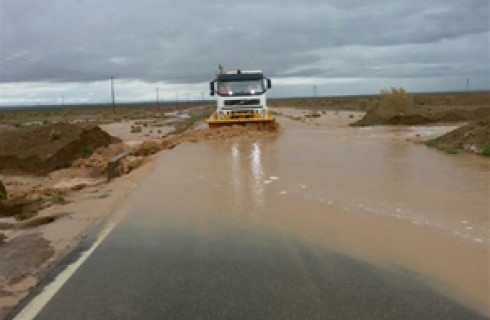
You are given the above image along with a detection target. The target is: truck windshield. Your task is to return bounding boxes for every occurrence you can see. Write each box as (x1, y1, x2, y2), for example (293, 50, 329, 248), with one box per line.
(217, 80, 265, 96)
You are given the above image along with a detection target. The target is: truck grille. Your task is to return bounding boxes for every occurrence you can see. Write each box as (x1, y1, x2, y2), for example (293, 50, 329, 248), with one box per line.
(224, 99, 260, 106)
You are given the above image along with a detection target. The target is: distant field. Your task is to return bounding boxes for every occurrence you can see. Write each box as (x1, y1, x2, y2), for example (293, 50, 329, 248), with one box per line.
(0, 92, 488, 128)
(0, 102, 211, 128)
(270, 91, 490, 111)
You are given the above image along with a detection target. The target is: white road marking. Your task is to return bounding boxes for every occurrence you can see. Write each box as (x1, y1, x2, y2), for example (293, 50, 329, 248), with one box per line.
(13, 206, 130, 320)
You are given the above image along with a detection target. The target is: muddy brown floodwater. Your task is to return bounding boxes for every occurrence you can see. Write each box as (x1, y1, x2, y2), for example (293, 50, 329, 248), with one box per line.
(20, 109, 489, 320)
(138, 110, 489, 314)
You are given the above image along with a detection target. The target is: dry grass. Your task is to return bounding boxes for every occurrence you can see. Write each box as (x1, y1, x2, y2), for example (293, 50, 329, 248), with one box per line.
(379, 87, 413, 115)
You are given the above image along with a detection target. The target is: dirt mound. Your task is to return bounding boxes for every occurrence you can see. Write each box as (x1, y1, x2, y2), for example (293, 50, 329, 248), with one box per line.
(353, 107, 490, 126)
(0, 123, 120, 174)
(428, 119, 490, 155)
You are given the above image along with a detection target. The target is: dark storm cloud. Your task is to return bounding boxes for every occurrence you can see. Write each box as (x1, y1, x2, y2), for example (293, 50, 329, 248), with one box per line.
(0, 0, 488, 83)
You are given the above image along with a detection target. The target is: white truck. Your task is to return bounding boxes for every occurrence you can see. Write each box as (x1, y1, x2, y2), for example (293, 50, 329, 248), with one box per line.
(207, 68, 275, 128)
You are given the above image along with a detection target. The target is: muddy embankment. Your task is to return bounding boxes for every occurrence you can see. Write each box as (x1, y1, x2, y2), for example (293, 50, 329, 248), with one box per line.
(427, 119, 490, 156)
(0, 123, 127, 223)
(353, 106, 490, 126)
(352, 101, 490, 156)
(0, 123, 120, 174)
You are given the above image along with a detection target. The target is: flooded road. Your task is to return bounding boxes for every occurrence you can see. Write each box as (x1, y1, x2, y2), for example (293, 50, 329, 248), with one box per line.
(31, 111, 489, 319)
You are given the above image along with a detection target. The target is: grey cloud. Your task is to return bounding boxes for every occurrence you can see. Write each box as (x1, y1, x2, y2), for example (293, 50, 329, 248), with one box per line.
(0, 0, 488, 84)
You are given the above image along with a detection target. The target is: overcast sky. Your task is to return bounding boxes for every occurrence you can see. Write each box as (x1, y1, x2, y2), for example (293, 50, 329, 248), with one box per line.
(0, 0, 489, 106)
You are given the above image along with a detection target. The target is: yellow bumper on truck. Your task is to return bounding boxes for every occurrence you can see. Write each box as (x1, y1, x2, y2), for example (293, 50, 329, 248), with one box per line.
(206, 111, 275, 128)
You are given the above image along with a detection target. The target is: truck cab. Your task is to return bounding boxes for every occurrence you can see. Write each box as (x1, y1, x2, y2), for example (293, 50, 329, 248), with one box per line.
(208, 69, 273, 126)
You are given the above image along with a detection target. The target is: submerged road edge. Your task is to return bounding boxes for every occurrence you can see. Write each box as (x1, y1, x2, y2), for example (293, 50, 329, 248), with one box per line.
(11, 205, 132, 320)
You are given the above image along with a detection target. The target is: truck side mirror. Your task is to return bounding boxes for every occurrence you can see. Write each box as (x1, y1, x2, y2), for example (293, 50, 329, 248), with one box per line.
(209, 81, 215, 96)
(267, 78, 272, 89)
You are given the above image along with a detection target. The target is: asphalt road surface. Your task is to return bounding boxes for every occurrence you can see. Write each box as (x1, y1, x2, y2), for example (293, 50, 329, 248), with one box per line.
(25, 122, 488, 320)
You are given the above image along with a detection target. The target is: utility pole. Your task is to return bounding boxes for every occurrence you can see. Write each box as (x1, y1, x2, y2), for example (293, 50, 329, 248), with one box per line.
(465, 78, 470, 92)
(155, 87, 159, 107)
(313, 85, 317, 98)
(111, 76, 115, 113)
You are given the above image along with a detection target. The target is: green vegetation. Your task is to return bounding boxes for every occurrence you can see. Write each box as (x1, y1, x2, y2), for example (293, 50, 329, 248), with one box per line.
(17, 203, 38, 221)
(50, 193, 67, 204)
(426, 139, 439, 148)
(81, 145, 95, 159)
(481, 145, 490, 157)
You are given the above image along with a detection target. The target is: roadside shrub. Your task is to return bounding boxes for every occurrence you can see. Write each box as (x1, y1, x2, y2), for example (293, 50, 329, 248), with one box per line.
(426, 139, 439, 148)
(81, 146, 95, 159)
(50, 193, 67, 204)
(379, 87, 413, 115)
(130, 125, 142, 133)
(481, 145, 490, 157)
(17, 204, 38, 221)
(49, 130, 62, 141)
